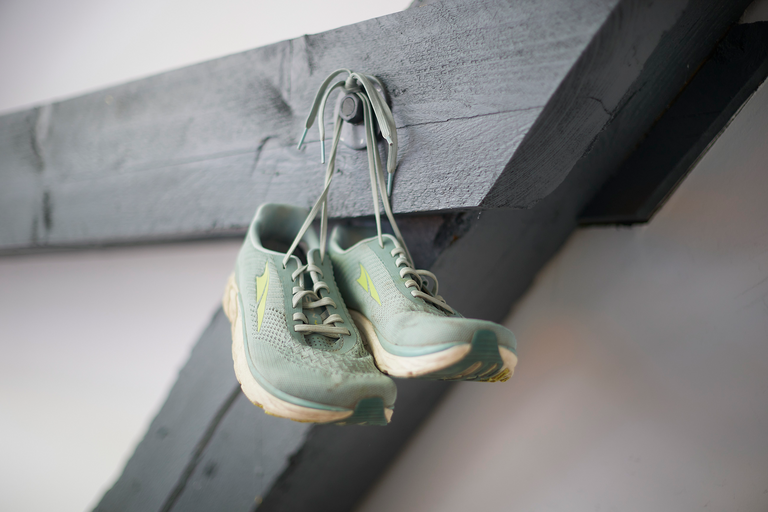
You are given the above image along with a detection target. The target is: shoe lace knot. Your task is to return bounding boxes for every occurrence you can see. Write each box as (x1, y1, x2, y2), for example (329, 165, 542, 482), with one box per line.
(290, 262, 350, 338)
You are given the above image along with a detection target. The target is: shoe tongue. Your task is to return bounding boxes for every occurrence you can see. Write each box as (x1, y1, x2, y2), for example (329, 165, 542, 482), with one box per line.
(303, 307, 329, 329)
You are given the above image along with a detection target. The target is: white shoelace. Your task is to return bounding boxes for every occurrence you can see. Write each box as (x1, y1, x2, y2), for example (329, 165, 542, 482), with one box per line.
(390, 245, 454, 314)
(289, 261, 350, 337)
(285, 69, 454, 332)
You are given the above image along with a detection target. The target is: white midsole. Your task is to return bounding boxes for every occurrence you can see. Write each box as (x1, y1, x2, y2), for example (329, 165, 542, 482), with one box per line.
(223, 273, 362, 423)
(350, 309, 518, 379)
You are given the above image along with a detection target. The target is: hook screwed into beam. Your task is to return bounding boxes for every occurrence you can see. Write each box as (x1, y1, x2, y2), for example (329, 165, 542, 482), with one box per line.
(298, 70, 398, 197)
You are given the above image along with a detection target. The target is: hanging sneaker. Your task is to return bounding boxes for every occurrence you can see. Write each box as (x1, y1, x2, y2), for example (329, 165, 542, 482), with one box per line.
(222, 203, 396, 425)
(328, 226, 517, 381)
(301, 70, 517, 382)
(223, 69, 402, 424)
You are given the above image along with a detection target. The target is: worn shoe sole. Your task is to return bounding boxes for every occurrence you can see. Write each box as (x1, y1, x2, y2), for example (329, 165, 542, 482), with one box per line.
(350, 310, 517, 382)
(223, 274, 393, 424)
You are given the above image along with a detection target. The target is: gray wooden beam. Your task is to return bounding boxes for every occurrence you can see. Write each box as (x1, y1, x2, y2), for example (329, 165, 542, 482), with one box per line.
(1, 0, 617, 251)
(3, 0, 723, 253)
(580, 22, 768, 225)
(443, 0, 759, 320)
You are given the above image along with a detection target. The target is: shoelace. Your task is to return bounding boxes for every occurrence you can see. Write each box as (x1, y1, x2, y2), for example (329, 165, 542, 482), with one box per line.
(290, 261, 350, 337)
(285, 69, 454, 331)
(390, 244, 454, 314)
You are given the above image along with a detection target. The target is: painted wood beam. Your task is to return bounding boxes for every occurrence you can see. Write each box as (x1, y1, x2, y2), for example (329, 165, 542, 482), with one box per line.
(0, 0, 748, 253)
(0, 0, 609, 251)
(580, 22, 768, 225)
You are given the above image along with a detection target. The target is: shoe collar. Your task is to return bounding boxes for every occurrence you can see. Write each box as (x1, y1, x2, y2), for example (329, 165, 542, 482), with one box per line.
(248, 203, 320, 268)
(329, 226, 397, 255)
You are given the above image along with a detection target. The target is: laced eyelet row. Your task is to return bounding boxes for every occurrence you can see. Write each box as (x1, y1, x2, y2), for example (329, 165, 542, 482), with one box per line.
(289, 262, 349, 337)
(390, 246, 454, 314)
(278, 69, 451, 338)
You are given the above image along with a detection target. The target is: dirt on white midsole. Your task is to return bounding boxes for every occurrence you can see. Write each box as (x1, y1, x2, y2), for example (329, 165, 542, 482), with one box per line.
(350, 309, 517, 378)
(223, 273, 358, 424)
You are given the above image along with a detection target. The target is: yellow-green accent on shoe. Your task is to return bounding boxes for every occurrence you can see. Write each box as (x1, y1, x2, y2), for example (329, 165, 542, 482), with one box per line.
(255, 262, 269, 331)
(329, 228, 517, 382)
(356, 263, 381, 305)
(223, 204, 397, 425)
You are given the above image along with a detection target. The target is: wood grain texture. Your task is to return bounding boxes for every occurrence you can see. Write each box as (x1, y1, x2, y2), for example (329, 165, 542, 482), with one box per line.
(481, 0, 690, 208)
(1, 0, 755, 252)
(1, 0, 620, 251)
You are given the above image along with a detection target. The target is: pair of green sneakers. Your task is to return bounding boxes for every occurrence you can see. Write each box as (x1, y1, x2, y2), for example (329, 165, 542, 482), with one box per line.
(222, 70, 517, 425)
(222, 204, 517, 426)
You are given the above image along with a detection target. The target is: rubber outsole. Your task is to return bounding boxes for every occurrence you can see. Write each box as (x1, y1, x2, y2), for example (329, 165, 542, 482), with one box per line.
(223, 273, 393, 425)
(350, 309, 517, 382)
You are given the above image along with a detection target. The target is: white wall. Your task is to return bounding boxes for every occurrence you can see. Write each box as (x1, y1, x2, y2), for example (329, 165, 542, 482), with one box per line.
(358, 70, 768, 512)
(0, 1, 410, 511)
(0, 241, 241, 510)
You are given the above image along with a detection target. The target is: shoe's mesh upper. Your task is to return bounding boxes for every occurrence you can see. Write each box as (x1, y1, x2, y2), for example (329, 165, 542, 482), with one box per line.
(255, 277, 374, 374)
(306, 333, 343, 351)
(236, 238, 393, 408)
(331, 237, 516, 352)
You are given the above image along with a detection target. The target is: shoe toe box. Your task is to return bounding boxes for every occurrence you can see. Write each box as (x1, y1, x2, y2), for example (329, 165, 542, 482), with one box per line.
(259, 358, 397, 411)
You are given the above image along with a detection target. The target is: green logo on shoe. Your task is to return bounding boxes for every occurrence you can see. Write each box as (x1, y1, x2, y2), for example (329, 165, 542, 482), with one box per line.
(356, 263, 381, 305)
(256, 262, 269, 330)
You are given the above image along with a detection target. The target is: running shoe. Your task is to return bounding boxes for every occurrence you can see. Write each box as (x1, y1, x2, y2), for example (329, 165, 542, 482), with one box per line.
(222, 203, 396, 425)
(328, 226, 517, 381)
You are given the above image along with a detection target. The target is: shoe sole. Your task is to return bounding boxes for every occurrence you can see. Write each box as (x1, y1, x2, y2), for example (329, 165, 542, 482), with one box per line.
(224, 273, 394, 424)
(350, 310, 517, 382)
